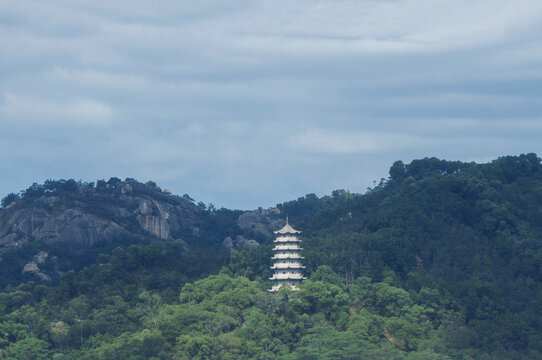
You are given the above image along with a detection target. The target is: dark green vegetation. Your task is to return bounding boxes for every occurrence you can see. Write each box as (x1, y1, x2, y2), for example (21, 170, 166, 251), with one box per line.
(1, 154, 542, 359)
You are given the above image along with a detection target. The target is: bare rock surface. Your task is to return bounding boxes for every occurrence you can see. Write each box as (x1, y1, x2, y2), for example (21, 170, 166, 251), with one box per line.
(0, 180, 203, 257)
(22, 261, 39, 273)
(33, 251, 48, 264)
(222, 235, 260, 250)
(222, 236, 234, 250)
(237, 209, 283, 239)
(236, 235, 260, 249)
(0, 207, 128, 251)
(22, 260, 51, 282)
(137, 215, 170, 239)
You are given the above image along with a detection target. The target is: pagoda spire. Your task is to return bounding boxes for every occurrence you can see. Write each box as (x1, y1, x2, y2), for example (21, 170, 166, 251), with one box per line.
(269, 219, 306, 292)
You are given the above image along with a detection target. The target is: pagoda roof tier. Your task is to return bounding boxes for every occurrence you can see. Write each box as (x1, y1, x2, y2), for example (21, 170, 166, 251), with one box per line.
(272, 254, 304, 259)
(271, 264, 306, 269)
(274, 220, 301, 235)
(272, 259, 303, 264)
(274, 236, 301, 242)
(273, 251, 304, 255)
(273, 245, 303, 251)
(269, 273, 308, 280)
(274, 240, 301, 244)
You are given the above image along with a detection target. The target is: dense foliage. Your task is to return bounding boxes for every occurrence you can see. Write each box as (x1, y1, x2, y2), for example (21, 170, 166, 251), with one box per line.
(1, 154, 542, 358)
(0, 261, 478, 359)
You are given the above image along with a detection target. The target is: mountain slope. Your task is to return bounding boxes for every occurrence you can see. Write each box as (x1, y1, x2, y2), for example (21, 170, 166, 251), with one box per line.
(1, 154, 541, 359)
(277, 153, 542, 355)
(0, 178, 280, 287)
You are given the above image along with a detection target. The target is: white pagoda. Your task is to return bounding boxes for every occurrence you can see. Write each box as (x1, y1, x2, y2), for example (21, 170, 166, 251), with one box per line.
(269, 218, 307, 292)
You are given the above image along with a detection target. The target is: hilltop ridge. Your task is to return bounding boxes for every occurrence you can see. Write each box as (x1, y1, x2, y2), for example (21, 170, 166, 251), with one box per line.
(0, 178, 282, 286)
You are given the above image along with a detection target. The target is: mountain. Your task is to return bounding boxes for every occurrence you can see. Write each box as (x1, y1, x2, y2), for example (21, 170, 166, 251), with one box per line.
(0, 180, 201, 252)
(1, 153, 541, 359)
(0, 178, 282, 287)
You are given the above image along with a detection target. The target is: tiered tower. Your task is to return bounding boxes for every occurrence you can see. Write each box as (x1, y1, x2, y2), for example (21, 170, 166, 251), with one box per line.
(269, 218, 307, 292)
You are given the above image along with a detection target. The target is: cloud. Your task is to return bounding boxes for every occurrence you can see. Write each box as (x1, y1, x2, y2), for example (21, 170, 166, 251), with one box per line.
(295, 129, 428, 155)
(45, 68, 149, 89)
(0, 93, 115, 126)
(1, 0, 542, 208)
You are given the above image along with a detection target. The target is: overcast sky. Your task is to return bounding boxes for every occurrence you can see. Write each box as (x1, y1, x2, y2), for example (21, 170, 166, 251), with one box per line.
(1, 0, 542, 209)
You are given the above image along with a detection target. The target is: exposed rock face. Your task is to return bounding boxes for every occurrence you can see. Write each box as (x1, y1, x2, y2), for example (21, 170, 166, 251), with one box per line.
(134, 197, 200, 240)
(0, 180, 203, 257)
(236, 235, 260, 249)
(34, 272, 52, 282)
(135, 199, 172, 239)
(237, 209, 283, 238)
(223, 236, 234, 250)
(138, 200, 153, 215)
(33, 251, 48, 264)
(121, 183, 132, 194)
(22, 260, 51, 282)
(0, 207, 128, 251)
(137, 215, 170, 239)
(22, 262, 39, 273)
(222, 235, 260, 250)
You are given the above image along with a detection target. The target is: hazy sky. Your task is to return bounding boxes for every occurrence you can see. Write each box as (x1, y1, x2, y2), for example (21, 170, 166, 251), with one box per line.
(2, 1, 542, 209)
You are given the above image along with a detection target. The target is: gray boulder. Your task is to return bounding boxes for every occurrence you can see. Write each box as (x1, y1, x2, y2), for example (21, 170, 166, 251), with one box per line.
(237, 209, 284, 238)
(222, 235, 260, 250)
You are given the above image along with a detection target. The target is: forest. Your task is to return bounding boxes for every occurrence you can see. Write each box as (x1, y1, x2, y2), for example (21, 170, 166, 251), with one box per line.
(1, 153, 542, 359)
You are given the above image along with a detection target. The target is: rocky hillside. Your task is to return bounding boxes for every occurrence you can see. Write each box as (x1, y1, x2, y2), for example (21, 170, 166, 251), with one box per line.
(0, 178, 283, 286)
(1, 155, 542, 359)
(0, 180, 201, 253)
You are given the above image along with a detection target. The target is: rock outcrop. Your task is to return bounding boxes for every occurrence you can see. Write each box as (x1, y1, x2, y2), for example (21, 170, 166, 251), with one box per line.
(0, 179, 202, 259)
(33, 250, 49, 264)
(0, 207, 129, 252)
(22, 259, 51, 282)
(222, 235, 260, 250)
(136, 199, 171, 239)
(0, 178, 287, 284)
(237, 209, 283, 238)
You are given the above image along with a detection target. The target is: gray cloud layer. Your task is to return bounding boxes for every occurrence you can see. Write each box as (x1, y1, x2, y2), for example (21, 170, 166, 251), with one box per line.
(2, 0, 542, 209)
